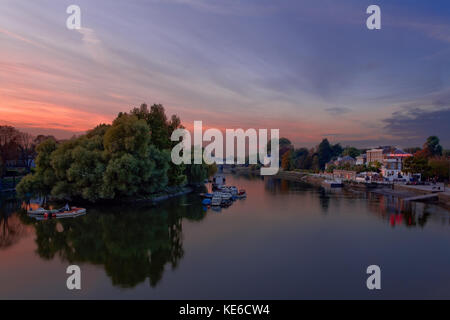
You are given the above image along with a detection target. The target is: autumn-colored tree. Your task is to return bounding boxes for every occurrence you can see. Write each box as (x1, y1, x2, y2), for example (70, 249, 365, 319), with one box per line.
(281, 150, 292, 170)
(428, 157, 450, 182)
(415, 136, 443, 158)
(403, 156, 429, 176)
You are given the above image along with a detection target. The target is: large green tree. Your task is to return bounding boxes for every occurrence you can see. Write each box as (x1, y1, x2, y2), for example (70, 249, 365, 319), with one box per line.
(130, 103, 186, 186)
(317, 138, 333, 169)
(17, 110, 174, 201)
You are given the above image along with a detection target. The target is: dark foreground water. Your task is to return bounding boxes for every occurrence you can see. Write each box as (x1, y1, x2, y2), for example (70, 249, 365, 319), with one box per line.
(1, 174, 450, 299)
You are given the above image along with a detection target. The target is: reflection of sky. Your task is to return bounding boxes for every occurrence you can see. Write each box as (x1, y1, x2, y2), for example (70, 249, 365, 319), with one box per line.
(1, 0, 449, 147)
(1, 175, 450, 298)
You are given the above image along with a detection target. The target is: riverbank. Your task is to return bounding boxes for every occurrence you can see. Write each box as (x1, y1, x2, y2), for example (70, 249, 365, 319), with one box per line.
(274, 170, 323, 186)
(270, 170, 450, 208)
(393, 184, 450, 208)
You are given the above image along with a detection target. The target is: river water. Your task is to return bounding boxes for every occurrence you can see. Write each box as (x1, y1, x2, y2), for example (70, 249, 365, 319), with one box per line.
(1, 174, 449, 299)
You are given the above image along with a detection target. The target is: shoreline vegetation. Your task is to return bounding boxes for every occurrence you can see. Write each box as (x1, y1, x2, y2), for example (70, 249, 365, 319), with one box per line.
(2, 104, 448, 209)
(229, 135, 450, 208)
(14, 103, 216, 204)
(229, 166, 450, 208)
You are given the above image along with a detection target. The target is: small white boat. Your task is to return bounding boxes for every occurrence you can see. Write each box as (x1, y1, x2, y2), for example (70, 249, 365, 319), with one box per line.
(212, 175, 226, 189)
(28, 207, 58, 216)
(228, 186, 238, 196)
(220, 192, 232, 200)
(211, 196, 222, 206)
(51, 207, 86, 219)
(38, 207, 87, 219)
(237, 189, 247, 198)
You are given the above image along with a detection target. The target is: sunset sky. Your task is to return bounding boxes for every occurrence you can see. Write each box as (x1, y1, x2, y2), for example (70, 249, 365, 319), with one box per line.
(1, 0, 449, 147)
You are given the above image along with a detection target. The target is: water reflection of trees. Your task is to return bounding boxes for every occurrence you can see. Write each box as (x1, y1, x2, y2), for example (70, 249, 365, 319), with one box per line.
(318, 188, 330, 213)
(18, 196, 205, 288)
(0, 198, 26, 249)
(264, 178, 312, 194)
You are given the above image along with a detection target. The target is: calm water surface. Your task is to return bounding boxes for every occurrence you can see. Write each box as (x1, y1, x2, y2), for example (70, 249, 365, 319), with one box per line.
(1, 174, 450, 299)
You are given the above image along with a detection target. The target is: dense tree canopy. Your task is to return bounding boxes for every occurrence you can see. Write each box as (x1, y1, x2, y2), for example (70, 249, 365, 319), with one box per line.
(416, 136, 443, 158)
(16, 104, 213, 202)
(342, 146, 361, 158)
(403, 136, 449, 181)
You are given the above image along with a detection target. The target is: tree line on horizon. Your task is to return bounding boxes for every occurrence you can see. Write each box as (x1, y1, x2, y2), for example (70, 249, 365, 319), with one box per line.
(276, 136, 450, 181)
(277, 137, 362, 172)
(0, 126, 56, 178)
(402, 136, 450, 181)
(2, 106, 450, 200)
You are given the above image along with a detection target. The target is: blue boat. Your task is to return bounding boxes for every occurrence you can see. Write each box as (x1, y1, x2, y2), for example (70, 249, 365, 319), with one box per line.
(202, 198, 212, 205)
(200, 193, 213, 198)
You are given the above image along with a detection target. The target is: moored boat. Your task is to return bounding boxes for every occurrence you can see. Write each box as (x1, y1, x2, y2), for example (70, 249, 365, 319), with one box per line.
(28, 207, 59, 215)
(199, 192, 213, 198)
(220, 192, 232, 200)
(211, 196, 222, 206)
(237, 189, 247, 198)
(48, 207, 86, 219)
(221, 199, 233, 207)
(212, 175, 226, 190)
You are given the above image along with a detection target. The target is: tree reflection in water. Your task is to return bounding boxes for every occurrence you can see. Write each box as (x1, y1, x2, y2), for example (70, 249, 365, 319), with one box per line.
(0, 198, 26, 249)
(18, 195, 205, 288)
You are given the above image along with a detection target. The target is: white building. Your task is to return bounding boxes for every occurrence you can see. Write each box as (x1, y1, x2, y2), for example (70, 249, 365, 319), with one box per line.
(356, 154, 366, 165)
(380, 149, 413, 182)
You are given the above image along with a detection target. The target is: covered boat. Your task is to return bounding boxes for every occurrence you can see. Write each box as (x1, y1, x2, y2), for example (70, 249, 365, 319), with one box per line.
(28, 207, 59, 216)
(199, 193, 213, 198)
(47, 207, 86, 219)
(237, 189, 247, 198)
(211, 195, 222, 206)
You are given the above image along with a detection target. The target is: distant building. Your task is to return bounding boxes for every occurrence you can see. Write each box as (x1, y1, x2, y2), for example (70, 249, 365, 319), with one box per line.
(366, 149, 384, 164)
(325, 156, 356, 169)
(212, 175, 226, 189)
(355, 154, 366, 165)
(381, 149, 413, 182)
(338, 155, 356, 166)
(366, 146, 394, 165)
(333, 169, 357, 181)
